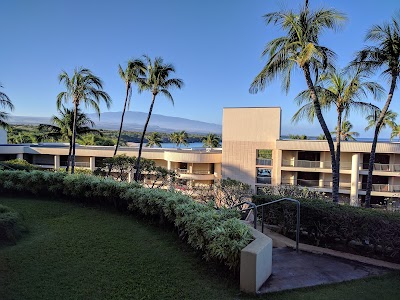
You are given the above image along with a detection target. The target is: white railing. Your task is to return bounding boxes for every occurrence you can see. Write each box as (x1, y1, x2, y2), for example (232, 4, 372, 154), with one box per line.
(175, 169, 212, 175)
(368, 184, 400, 192)
(60, 161, 90, 168)
(282, 160, 352, 170)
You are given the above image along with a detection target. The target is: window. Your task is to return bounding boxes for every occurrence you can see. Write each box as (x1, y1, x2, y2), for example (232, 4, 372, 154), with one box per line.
(256, 149, 273, 166)
(256, 168, 271, 184)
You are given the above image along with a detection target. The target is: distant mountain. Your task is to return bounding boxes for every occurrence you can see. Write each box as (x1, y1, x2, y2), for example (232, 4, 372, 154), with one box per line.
(8, 111, 222, 134)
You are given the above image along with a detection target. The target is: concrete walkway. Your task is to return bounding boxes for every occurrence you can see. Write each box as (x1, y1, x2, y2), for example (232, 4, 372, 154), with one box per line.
(256, 227, 400, 294)
(260, 248, 389, 293)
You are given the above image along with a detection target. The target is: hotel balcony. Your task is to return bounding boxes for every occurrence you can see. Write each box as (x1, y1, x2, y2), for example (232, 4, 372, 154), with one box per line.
(175, 169, 216, 180)
(281, 160, 352, 172)
(256, 158, 273, 166)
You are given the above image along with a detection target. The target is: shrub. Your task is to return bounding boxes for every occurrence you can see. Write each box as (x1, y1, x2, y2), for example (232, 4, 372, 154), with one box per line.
(0, 170, 253, 269)
(0, 204, 27, 245)
(254, 195, 400, 263)
(0, 159, 41, 171)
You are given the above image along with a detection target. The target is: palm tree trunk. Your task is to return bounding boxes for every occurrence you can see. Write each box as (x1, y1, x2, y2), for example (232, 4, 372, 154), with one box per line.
(66, 139, 72, 172)
(107, 82, 130, 176)
(302, 64, 339, 202)
(134, 94, 156, 182)
(336, 109, 342, 197)
(70, 103, 79, 174)
(113, 82, 130, 157)
(365, 74, 397, 207)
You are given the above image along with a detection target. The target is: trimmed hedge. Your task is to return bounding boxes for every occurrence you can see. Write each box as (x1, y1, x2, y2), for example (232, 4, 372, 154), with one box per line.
(0, 170, 253, 269)
(0, 204, 26, 245)
(254, 195, 400, 263)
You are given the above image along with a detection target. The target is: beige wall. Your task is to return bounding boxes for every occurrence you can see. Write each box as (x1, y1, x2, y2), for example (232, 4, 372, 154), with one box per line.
(222, 108, 281, 189)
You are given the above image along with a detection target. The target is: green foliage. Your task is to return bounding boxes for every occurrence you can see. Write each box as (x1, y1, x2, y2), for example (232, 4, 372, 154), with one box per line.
(0, 170, 252, 269)
(254, 194, 400, 263)
(0, 204, 26, 245)
(0, 159, 41, 171)
(202, 133, 221, 148)
(257, 149, 272, 159)
(288, 134, 308, 140)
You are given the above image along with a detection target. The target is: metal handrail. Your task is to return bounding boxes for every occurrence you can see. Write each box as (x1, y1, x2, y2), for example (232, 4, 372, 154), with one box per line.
(230, 201, 258, 229)
(256, 198, 301, 253)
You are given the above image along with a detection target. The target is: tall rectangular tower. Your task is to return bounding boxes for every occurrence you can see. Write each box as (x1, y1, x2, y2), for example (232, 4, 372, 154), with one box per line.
(222, 107, 281, 191)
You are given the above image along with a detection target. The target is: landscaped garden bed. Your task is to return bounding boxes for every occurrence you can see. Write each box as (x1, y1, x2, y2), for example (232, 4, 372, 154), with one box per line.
(253, 195, 400, 263)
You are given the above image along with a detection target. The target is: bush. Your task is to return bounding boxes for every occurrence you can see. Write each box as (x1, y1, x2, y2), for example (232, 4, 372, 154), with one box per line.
(0, 204, 26, 245)
(0, 170, 253, 269)
(254, 195, 400, 263)
(0, 159, 41, 171)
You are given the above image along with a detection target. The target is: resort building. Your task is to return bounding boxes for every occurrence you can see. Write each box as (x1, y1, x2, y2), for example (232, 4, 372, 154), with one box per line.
(2, 107, 400, 205)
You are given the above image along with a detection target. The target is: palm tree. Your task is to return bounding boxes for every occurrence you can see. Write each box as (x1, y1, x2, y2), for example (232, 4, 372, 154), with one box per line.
(365, 109, 397, 132)
(134, 56, 184, 181)
(113, 59, 146, 156)
(57, 67, 111, 174)
(351, 14, 400, 207)
(390, 125, 400, 141)
(249, 1, 346, 202)
(202, 133, 221, 148)
(146, 132, 162, 147)
(39, 106, 102, 172)
(170, 131, 189, 147)
(332, 120, 359, 141)
(316, 134, 327, 140)
(0, 83, 14, 128)
(292, 68, 382, 191)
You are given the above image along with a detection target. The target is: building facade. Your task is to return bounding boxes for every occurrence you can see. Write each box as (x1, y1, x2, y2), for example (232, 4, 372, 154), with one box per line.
(2, 107, 400, 205)
(222, 107, 400, 205)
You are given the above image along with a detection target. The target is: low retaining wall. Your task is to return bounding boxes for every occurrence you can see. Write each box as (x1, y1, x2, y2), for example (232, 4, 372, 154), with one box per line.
(240, 226, 273, 294)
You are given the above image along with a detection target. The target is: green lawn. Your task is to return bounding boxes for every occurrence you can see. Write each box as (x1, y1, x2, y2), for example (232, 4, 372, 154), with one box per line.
(1, 196, 400, 300)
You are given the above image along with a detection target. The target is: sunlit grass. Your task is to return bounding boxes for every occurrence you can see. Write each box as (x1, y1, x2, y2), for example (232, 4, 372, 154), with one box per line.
(0, 196, 399, 300)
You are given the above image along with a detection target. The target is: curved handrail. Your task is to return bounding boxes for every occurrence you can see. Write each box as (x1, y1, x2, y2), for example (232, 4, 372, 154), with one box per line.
(257, 198, 300, 253)
(230, 201, 258, 229)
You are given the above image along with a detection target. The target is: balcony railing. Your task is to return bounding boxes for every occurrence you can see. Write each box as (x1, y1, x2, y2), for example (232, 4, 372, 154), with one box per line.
(282, 159, 352, 170)
(282, 159, 321, 168)
(361, 183, 400, 192)
(281, 179, 351, 190)
(256, 176, 271, 184)
(61, 161, 90, 168)
(175, 169, 213, 175)
(361, 163, 400, 172)
(256, 158, 273, 166)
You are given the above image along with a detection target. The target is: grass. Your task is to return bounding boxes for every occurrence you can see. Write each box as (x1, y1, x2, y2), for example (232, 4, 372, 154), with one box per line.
(0, 196, 399, 300)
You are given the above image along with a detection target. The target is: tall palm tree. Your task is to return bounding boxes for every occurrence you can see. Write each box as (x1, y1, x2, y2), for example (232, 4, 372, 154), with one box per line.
(57, 67, 111, 174)
(0, 83, 14, 128)
(39, 106, 102, 172)
(202, 133, 221, 148)
(114, 59, 146, 156)
(146, 132, 162, 147)
(365, 109, 397, 132)
(292, 68, 382, 191)
(249, 0, 346, 202)
(351, 14, 400, 207)
(170, 131, 189, 147)
(390, 125, 400, 141)
(332, 120, 359, 141)
(134, 56, 184, 181)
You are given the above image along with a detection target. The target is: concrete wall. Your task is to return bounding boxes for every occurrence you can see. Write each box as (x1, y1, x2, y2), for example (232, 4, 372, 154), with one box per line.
(222, 107, 281, 189)
(240, 226, 273, 294)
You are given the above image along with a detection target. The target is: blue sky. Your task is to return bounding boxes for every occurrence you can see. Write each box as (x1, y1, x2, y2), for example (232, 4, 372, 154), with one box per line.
(1, 0, 399, 137)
